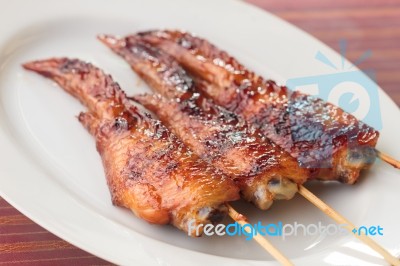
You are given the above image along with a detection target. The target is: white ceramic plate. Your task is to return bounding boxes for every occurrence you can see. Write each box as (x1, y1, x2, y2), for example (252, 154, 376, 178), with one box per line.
(0, 0, 399, 265)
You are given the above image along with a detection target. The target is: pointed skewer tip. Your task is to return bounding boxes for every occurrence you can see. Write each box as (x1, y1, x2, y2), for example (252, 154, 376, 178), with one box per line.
(298, 185, 400, 266)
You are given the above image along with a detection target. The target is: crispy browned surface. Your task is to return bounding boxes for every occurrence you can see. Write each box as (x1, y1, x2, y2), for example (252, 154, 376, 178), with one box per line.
(23, 58, 239, 235)
(137, 30, 380, 184)
(100, 36, 309, 209)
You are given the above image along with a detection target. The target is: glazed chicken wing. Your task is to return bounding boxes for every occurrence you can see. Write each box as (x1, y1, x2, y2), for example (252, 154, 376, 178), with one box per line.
(99, 35, 308, 210)
(135, 30, 379, 184)
(23, 58, 239, 235)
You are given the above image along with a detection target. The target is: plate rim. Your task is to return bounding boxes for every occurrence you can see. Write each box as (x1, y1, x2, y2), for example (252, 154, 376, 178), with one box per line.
(0, 0, 399, 265)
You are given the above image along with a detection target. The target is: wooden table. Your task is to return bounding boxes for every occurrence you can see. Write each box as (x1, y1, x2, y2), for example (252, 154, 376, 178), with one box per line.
(1, 1, 399, 265)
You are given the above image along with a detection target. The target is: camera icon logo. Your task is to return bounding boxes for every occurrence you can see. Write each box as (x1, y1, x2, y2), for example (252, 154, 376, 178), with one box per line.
(286, 70, 381, 130)
(285, 43, 382, 168)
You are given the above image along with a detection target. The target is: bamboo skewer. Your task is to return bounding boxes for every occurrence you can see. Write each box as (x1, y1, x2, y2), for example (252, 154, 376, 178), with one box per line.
(298, 185, 400, 266)
(227, 204, 294, 266)
(376, 150, 400, 169)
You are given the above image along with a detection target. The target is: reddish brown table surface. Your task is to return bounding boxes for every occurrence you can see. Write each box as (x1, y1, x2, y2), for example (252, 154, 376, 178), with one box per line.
(1, 1, 399, 265)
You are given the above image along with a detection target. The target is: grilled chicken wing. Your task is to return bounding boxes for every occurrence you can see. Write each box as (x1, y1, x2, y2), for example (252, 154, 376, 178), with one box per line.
(135, 30, 379, 184)
(23, 58, 239, 235)
(99, 35, 308, 210)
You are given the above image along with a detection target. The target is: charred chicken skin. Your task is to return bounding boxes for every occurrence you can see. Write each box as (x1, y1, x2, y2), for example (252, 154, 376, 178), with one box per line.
(23, 58, 239, 235)
(99, 35, 308, 210)
(135, 30, 379, 184)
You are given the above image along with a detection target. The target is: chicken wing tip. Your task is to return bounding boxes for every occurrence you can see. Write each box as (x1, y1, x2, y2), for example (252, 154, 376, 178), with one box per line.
(97, 34, 123, 48)
(22, 57, 68, 72)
